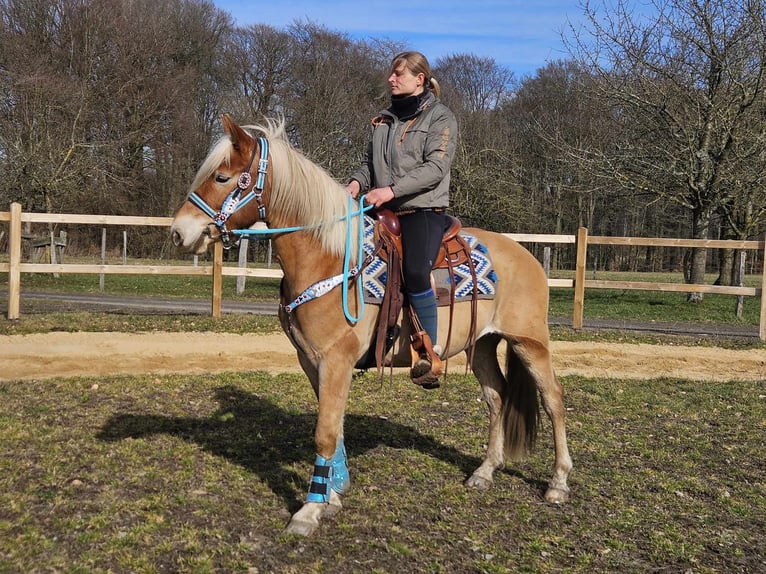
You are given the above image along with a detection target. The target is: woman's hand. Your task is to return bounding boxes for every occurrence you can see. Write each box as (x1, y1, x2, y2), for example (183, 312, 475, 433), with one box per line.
(364, 186, 394, 208)
(346, 180, 361, 198)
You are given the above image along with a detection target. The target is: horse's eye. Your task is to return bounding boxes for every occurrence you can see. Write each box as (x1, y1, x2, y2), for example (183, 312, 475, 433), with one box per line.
(215, 174, 231, 184)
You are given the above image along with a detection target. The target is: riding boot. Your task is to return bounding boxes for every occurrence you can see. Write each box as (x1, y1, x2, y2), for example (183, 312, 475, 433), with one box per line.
(408, 289, 442, 389)
(410, 331, 443, 389)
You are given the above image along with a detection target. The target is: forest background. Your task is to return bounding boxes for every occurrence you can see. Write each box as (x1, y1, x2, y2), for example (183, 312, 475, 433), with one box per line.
(1, 0, 765, 296)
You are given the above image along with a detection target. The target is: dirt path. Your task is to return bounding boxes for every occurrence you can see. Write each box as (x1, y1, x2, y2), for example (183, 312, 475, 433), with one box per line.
(1, 331, 764, 382)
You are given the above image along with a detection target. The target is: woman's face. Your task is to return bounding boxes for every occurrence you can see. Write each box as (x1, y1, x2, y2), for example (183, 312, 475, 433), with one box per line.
(388, 64, 425, 97)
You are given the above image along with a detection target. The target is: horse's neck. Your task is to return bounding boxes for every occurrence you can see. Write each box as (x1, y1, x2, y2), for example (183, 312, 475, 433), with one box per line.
(274, 232, 343, 293)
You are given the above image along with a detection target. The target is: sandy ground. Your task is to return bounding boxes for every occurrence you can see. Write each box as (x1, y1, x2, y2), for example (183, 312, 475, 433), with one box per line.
(1, 331, 764, 382)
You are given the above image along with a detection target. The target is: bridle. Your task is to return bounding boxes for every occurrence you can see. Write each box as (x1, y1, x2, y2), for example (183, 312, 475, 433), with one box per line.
(188, 136, 270, 249)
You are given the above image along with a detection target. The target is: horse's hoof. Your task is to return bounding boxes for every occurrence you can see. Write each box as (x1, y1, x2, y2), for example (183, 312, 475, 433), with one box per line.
(544, 487, 570, 504)
(323, 501, 342, 518)
(465, 474, 493, 491)
(412, 377, 440, 389)
(284, 517, 319, 537)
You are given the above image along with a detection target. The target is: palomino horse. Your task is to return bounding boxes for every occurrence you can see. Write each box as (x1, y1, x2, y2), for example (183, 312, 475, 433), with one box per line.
(171, 115, 572, 536)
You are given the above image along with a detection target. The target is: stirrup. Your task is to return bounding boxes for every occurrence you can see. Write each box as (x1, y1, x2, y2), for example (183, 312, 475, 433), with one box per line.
(409, 334, 442, 389)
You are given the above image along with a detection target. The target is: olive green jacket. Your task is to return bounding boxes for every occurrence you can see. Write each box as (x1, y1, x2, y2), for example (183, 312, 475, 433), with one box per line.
(349, 92, 457, 212)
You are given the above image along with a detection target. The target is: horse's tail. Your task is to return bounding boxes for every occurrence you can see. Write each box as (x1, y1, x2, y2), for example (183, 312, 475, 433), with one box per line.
(502, 343, 540, 461)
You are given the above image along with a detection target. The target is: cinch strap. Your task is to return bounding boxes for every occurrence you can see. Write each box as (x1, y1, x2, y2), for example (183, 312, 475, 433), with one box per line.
(305, 438, 350, 504)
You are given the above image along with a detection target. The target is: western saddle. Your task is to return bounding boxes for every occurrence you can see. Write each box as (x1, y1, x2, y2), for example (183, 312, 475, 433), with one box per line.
(361, 209, 479, 387)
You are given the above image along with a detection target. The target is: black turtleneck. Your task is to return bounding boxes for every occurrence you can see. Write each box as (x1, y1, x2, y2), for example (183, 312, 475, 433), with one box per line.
(390, 91, 429, 121)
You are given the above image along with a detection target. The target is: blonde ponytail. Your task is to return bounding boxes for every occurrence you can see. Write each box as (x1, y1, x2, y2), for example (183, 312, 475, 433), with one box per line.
(428, 77, 441, 98)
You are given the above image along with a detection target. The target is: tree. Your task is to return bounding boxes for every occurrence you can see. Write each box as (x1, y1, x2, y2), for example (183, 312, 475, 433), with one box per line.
(281, 21, 393, 179)
(568, 0, 766, 300)
(0, 0, 92, 213)
(224, 24, 291, 120)
(432, 54, 523, 231)
(0, 0, 232, 221)
(436, 53, 514, 114)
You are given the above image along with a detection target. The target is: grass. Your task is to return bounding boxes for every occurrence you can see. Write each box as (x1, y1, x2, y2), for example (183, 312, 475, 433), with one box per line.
(1, 261, 764, 571)
(549, 287, 761, 326)
(0, 371, 764, 573)
(6, 262, 283, 301)
(0, 311, 283, 336)
(547, 270, 762, 326)
(2, 261, 763, 315)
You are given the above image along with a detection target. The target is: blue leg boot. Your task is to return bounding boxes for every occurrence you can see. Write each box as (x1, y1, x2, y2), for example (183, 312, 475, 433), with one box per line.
(306, 438, 350, 505)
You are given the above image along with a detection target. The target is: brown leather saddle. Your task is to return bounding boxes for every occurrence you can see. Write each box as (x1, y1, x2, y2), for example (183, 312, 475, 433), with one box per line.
(360, 209, 480, 380)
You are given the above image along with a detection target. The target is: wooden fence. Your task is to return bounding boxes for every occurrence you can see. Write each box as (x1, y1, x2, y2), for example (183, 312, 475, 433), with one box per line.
(2, 202, 765, 340)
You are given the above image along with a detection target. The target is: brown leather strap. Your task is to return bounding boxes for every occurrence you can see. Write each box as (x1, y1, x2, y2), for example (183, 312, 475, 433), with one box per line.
(375, 218, 404, 378)
(440, 232, 477, 377)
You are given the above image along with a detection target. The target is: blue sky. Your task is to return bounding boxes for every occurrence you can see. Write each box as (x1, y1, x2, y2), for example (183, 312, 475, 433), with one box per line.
(213, 0, 595, 77)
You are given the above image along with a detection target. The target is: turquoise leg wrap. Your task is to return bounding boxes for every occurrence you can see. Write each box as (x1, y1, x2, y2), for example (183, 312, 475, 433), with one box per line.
(306, 438, 350, 504)
(409, 288, 438, 345)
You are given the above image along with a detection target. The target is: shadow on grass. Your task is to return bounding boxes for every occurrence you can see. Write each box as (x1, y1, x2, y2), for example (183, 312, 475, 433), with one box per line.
(97, 384, 543, 513)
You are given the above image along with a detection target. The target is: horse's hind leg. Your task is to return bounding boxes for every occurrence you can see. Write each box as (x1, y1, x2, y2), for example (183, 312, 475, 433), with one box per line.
(466, 334, 572, 503)
(514, 338, 572, 503)
(465, 334, 506, 490)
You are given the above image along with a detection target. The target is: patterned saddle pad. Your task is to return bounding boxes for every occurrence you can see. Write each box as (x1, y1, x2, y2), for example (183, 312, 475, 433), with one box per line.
(361, 216, 497, 305)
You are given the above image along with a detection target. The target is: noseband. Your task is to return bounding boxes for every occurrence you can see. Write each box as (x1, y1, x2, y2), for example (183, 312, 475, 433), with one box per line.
(188, 136, 270, 249)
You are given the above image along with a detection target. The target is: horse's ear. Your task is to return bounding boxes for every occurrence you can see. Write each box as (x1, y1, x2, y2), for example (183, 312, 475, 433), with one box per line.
(221, 113, 250, 152)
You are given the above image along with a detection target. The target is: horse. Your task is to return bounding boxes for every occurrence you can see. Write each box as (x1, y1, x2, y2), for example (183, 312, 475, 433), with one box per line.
(170, 114, 572, 537)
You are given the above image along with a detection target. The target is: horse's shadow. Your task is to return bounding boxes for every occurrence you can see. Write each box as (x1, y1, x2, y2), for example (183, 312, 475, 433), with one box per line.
(97, 384, 543, 512)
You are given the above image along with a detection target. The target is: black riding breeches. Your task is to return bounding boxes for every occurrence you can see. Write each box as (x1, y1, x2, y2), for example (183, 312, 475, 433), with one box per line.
(398, 210, 451, 293)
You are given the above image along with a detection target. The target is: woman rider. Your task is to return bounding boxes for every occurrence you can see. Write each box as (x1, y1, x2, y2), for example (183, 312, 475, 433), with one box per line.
(346, 51, 458, 388)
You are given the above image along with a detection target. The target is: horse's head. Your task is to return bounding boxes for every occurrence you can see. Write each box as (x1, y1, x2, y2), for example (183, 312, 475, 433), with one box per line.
(171, 114, 270, 253)
(173, 114, 361, 260)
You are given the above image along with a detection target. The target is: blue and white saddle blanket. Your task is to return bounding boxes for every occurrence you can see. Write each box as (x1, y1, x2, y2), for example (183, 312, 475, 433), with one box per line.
(360, 216, 498, 305)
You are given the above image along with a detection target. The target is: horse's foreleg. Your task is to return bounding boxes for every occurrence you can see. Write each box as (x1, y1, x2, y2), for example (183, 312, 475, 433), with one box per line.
(285, 438, 350, 536)
(465, 335, 506, 490)
(285, 342, 355, 537)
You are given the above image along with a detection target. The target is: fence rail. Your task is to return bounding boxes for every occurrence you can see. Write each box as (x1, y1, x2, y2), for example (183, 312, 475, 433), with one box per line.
(2, 202, 765, 340)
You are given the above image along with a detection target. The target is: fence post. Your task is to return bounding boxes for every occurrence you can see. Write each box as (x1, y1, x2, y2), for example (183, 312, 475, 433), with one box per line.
(760, 240, 766, 341)
(99, 228, 106, 291)
(8, 202, 22, 319)
(236, 237, 249, 295)
(49, 230, 60, 278)
(212, 241, 223, 317)
(573, 227, 588, 330)
(735, 250, 745, 319)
